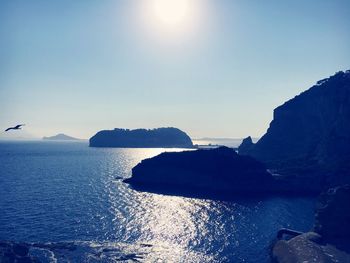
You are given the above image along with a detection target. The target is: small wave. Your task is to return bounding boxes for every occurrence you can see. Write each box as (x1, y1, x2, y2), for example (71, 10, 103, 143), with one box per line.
(0, 240, 214, 263)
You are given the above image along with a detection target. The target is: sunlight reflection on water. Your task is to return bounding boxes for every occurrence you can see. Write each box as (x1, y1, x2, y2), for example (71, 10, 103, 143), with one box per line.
(0, 142, 315, 262)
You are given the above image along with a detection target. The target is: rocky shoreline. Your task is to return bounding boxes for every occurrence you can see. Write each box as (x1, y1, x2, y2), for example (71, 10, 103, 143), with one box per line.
(272, 185, 350, 263)
(0, 240, 155, 263)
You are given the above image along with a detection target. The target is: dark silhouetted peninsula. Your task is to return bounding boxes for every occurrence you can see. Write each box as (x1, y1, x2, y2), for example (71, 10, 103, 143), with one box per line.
(125, 147, 277, 197)
(239, 70, 350, 189)
(43, 133, 80, 141)
(89, 127, 193, 148)
(124, 146, 321, 197)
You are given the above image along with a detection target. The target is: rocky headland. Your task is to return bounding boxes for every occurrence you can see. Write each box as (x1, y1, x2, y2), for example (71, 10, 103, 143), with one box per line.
(124, 146, 275, 197)
(239, 70, 350, 189)
(125, 146, 321, 197)
(89, 127, 194, 148)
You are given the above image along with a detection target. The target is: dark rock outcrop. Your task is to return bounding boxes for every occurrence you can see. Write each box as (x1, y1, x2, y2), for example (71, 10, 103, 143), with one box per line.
(124, 146, 277, 197)
(89, 127, 194, 148)
(272, 231, 350, 263)
(238, 136, 254, 154)
(272, 185, 350, 263)
(314, 185, 350, 241)
(239, 71, 350, 187)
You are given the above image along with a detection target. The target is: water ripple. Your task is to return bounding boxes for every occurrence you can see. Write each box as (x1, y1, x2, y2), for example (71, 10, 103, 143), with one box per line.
(0, 142, 316, 262)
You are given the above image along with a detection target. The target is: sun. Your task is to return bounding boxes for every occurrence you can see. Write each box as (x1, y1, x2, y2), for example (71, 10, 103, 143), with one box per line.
(152, 0, 190, 26)
(137, 0, 202, 42)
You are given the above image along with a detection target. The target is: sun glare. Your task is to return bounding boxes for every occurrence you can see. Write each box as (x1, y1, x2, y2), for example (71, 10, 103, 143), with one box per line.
(137, 0, 205, 44)
(152, 0, 190, 26)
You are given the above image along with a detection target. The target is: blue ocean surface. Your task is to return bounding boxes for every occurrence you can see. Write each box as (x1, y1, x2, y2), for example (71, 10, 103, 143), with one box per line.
(0, 141, 316, 262)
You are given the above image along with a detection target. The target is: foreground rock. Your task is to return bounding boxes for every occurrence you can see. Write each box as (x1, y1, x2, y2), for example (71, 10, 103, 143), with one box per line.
(239, 70, 350, 188)
(125, 147, 280, 197)
(314, 185, 350, 242)
(272, 185, 350, 263)
(89, 127, 194, 148)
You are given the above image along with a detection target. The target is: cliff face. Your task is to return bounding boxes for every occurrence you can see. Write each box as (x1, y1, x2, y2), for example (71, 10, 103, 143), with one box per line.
(89, 127, 193, 148)
(239, 71, 350, 184)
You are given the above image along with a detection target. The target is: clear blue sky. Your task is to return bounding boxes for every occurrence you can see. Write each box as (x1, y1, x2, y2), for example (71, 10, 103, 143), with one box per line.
(1, 0, 349, 139)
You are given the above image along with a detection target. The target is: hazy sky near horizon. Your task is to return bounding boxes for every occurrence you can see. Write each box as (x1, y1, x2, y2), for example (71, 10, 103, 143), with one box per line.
(1, 0, 350, 139)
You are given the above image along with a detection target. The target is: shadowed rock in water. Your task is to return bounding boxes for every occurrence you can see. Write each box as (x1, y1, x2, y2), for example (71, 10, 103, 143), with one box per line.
(238, 136, 254, 154)
(239, 70, 350, 188)
(125, 147, 278, 197)
(272, 185, 350, 263)
(89, 127, 193, 148)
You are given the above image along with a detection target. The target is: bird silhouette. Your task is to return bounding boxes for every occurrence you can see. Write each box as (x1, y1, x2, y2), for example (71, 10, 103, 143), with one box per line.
(5, 124, 25, 132)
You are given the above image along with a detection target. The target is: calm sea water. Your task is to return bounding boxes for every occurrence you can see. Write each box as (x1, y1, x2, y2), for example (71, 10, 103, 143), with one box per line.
(0, 141, 315, 262)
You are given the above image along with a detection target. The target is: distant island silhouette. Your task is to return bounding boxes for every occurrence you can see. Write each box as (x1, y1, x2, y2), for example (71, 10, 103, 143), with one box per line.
(192, 137, 259, 148)
(125, 70, 350, 196)
(43, 133, 80, 141)
(89, 127, 194, 148)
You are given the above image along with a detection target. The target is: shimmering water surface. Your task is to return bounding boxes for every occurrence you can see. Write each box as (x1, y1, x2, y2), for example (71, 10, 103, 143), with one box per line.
(0, 141, 315, 262)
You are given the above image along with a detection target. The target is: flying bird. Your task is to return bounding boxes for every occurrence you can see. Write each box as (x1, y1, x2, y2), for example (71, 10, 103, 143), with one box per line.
(5, 124, 25, 132)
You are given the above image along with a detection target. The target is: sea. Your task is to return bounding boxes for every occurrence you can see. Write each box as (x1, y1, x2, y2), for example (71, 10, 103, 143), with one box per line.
(0, 141, 316, 262)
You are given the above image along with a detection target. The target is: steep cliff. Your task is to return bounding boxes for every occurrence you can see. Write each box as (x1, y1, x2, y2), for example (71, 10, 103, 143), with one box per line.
(239, 71, 350, 185)
(89, 127, 194, 148)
